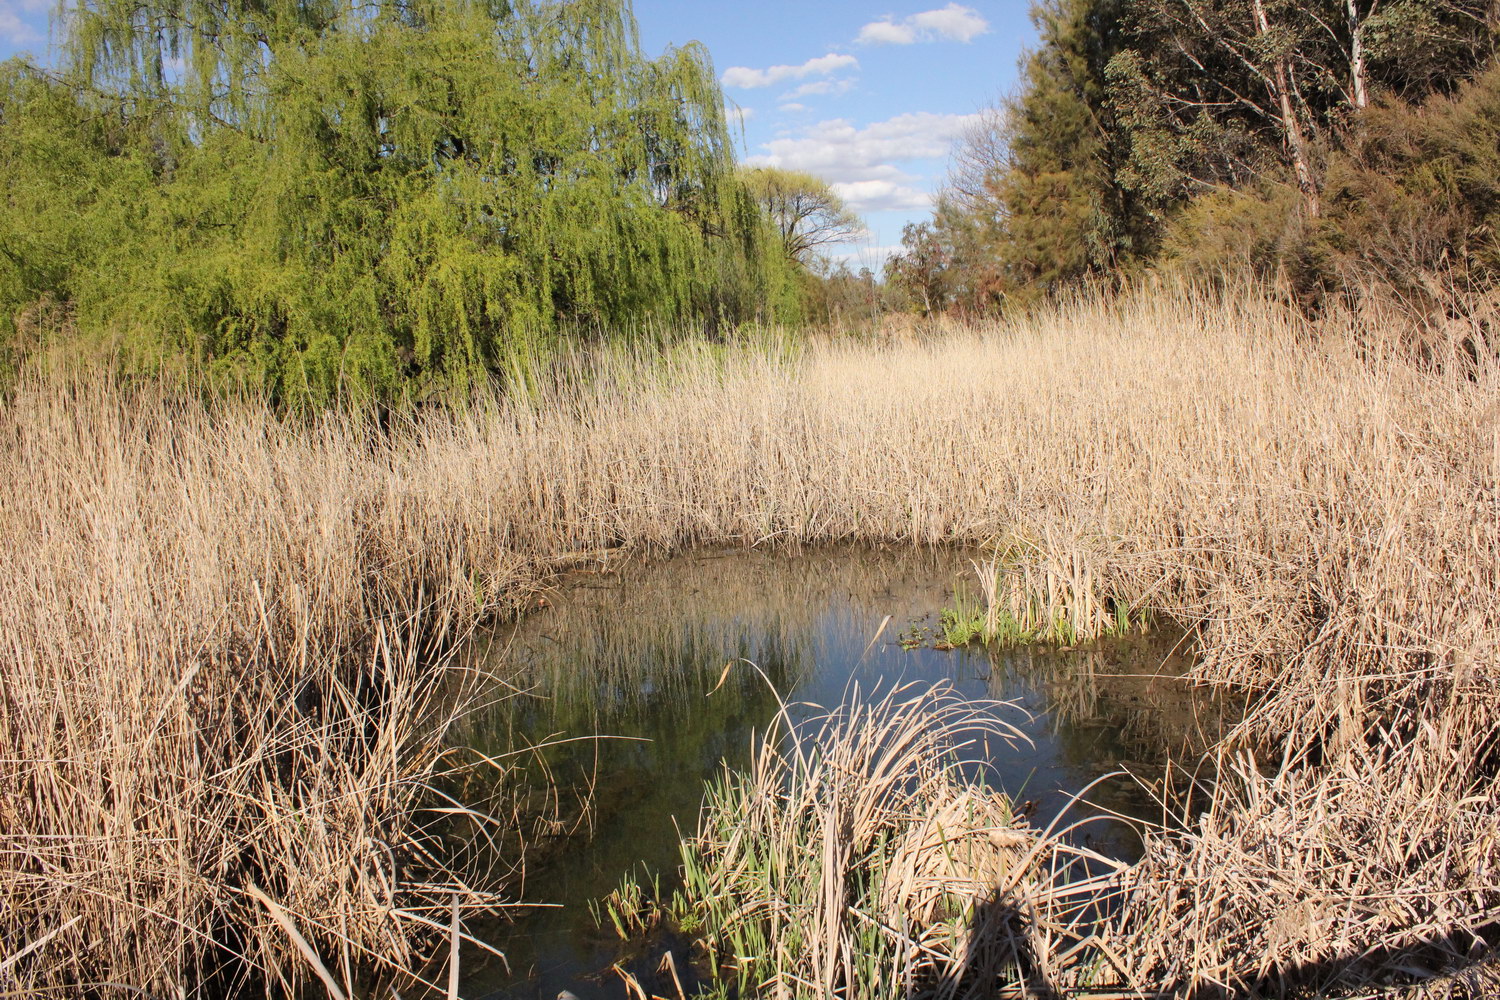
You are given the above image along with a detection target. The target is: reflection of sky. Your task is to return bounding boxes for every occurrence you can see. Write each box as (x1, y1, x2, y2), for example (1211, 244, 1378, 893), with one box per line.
(458, 547, 1212, 1000)
(783, 605, 1158, 844)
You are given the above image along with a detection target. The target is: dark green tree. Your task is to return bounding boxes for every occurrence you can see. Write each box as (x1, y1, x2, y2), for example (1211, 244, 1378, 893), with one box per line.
(950, 0, 1149, 306)
(1107, 0, 1497, 222)
(1317, 62, 1500, 299)
(898, 0, 1498, 305)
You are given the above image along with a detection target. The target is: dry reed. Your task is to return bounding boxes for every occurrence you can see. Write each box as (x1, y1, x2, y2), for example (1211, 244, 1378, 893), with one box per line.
(658, 680, 1120, 1000)
(2, 284, 1497, 994)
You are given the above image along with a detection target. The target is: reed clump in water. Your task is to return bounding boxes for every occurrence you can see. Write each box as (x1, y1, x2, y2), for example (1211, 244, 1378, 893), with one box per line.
(3, 283, 1498, 994)
(629, 681, 1120, 999)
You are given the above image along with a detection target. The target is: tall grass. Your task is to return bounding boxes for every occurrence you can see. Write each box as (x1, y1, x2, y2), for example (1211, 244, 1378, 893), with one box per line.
(2, 284, 1497, 994)
(0, 383, 537, 996)
(645, 680, 1121, 1000)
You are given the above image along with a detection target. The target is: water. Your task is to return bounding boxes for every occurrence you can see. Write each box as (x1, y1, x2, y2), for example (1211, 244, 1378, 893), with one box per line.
(450, 546, 1223, 999)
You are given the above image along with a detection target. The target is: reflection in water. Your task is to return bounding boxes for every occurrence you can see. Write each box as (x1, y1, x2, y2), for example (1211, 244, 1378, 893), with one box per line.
(451, 546, 1227, 1000)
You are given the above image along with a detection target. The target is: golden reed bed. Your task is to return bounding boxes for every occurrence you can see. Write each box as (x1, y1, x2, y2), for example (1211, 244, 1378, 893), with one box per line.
(2, 286, 1497, 996)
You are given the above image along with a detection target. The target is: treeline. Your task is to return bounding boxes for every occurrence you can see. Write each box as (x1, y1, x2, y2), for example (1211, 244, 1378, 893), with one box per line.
(887, 0, 1500, 316)
(0, 0, 802, 403)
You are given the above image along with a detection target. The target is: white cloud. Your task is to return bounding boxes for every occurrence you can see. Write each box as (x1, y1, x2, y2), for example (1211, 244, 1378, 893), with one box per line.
(746, 111, 979, 185)
(721, 52, 859, 90)
(856, 20, 916, 45)
(780, 78, 856, 100)
(747, 112, 975, 229)
(857, 4, 989, 45)
(831, 179, 933, 214)
(912, 4, 990, 41)
(778, 102, 808, 113)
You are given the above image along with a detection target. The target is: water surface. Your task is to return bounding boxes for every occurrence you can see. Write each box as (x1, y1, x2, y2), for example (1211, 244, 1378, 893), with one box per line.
(453, 546, 1222, 999)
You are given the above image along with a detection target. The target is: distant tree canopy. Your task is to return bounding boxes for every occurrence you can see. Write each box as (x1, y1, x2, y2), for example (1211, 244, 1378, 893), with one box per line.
(886, 0, 1500, 314)
(0, 0, 801, 402)
(740, 167, 864, 266)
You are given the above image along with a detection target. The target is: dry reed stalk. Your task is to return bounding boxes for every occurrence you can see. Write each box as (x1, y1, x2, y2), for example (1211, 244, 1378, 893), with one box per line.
(0, 380, 539, 995)
(3, 283, 1497, 994)
(662, 679, 1123, 999)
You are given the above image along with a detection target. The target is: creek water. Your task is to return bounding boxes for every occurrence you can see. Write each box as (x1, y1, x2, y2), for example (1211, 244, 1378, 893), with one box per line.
(450, 546, 1222, 1000)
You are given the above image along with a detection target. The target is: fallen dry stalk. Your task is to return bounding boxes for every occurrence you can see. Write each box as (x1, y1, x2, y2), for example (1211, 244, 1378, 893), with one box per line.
(245, 885, 349, 1000)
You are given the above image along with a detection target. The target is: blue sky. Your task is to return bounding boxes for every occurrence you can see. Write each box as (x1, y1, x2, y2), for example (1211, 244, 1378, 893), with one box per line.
(634, 1, 1034, 271)
(0, 0, 1037, 271)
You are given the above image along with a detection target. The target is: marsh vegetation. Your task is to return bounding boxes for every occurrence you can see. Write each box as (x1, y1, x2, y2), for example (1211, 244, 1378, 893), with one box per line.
(453, 547, 1214, 997)
(2, 285, 1498, 997)
(5, 0, 1500, 990)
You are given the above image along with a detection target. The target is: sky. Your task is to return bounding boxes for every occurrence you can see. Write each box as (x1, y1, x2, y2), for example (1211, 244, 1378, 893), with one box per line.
(634, 1, 1034, 272)
(0, 0, 1038, 272)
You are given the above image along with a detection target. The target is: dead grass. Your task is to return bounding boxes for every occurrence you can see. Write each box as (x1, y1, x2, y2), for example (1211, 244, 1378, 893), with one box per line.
(0, 382, 537, 996)
(2, 283, 1497, 994)
(657, 680, 1119, 1000)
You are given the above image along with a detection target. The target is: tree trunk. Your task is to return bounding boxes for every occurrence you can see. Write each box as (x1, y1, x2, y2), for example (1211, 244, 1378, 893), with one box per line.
(1251, 0, 1322, 217)
(1347, 0, 1370, 109)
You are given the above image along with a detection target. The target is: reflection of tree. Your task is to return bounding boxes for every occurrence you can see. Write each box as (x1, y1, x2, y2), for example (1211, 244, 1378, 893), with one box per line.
(443, 623, 799, 875)
(985, 634, 1229, 765)
(439, 546, 985, 990)
(468, 544, 974, 723)
(442, 545, 983, 883)
(496, 627, 801, 806)
(436, 548, 1249, 991)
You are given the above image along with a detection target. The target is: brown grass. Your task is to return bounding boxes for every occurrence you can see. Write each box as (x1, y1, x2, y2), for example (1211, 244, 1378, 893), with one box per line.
(0, 383, 536, 996)
(2, 284, 1497, 995)
(661, 680, 1119, 999)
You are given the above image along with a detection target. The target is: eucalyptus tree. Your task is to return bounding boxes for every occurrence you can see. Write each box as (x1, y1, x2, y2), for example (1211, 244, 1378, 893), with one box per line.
(887, 0, 1499, 311)
(907, 0, 1148, 308)
(884, 220, 954, 316)
(0, 0, 797, 402)
(1107, 0, 1497, 220)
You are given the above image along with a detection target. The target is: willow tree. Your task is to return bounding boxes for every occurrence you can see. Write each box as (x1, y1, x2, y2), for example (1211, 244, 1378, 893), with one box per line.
(0, 0, 796, 402)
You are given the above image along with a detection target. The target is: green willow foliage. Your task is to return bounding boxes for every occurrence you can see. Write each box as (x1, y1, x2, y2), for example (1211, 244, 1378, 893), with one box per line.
(0, 0, 799, 402)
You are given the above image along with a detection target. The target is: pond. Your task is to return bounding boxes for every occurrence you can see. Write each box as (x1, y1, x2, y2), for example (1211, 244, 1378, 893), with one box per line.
(450, 545, 1224, 1000)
